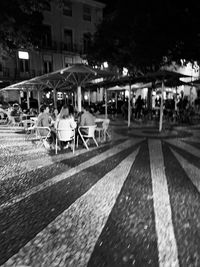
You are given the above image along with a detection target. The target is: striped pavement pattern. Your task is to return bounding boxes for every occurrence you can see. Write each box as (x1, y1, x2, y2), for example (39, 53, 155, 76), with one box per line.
(0, 128, 200, 266)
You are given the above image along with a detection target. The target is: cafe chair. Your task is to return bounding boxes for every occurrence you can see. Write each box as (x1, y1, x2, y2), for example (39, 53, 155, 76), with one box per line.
(55, 128, 75, 154)
(35, 126, 51, 149)
(95, 118, 111, 142)
(77, 125, 98, 150)
(24, 119, 37, 141)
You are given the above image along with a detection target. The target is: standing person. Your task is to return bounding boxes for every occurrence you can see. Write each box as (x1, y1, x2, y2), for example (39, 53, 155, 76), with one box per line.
(121, 101, 128, 119)
(135, 95, 144, 119)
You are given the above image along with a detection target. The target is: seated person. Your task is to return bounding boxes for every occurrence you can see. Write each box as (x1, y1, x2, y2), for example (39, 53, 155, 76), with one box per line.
(55, 105, 70, 128)
(79, 104, 96, 134)
(10, 103, 22, 123)
(37, 104, 56, 148)
(51, 108, 58, 122)
(56, 108, 77, 149)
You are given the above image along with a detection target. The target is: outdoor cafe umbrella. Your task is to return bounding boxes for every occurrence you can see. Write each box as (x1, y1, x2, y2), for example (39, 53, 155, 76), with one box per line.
(107, 82, 152, 127)
(1, 64, 114, 111)
(85, 69, 190, 129)
(47, 64, 115, 112)
(140, 70, 191, 132)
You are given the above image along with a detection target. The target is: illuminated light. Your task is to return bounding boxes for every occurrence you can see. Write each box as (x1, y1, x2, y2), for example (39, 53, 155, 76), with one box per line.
(57, 92, 63, 100)
(91, 78, 104, 84)
(18, 51, 29, 59)
(46, 92, 51, 99)
(125, 90, 130, 98)
(103, 61, 108, 68)
(60, 70, 64, 74)
(122, 67, 128, 76)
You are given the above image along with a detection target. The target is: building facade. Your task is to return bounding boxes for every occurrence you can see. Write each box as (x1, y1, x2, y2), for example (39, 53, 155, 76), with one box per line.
(0, 0, 105, 103)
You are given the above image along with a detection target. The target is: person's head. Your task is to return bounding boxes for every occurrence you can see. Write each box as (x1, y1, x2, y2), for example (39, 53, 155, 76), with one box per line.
(54, 108, 58, 115)
(82, 104, 90, 113)
(40, 104, 49, 113)
(13, 103, 19, 110)
(59, 105, 69, 119)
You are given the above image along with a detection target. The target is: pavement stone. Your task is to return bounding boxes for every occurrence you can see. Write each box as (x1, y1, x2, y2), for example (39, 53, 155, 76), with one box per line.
(0, 120, 200, 266)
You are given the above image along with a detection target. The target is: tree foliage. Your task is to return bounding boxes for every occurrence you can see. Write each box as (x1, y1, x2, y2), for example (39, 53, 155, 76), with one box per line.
(88, 0, 200, 73)
(0, 0, 56, 59)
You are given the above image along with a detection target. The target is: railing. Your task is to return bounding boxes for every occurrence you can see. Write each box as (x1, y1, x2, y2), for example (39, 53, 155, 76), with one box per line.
(39, 41, 83, 54)
(14, 69, 46, 79)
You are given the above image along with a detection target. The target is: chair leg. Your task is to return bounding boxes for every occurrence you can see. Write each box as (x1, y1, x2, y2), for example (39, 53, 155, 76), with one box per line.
(78, 130, 89, 150)
(83, 138, 89, 150)
(55, 137, 58, 154)
(76, 135, 79, 148)
(72, 138, 75, 154)
(93, 137, 99, 147)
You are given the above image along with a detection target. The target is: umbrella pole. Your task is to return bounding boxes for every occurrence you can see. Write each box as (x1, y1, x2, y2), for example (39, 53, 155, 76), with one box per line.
(105, 89, 108, 119)
(71, 92, 74, 106)
(74, 92, 77, 110)
(37, 90, 41, 113)
(88, 91, 90, 106)
(27, 90, 30, 110)
(159, 81, 164, 132)
(18, 92, 21, 105)
(53, 88, 57, 109)
(115, 92, 117, 110)
(128, 83, 131, 127)
(77, 86, 82, 112)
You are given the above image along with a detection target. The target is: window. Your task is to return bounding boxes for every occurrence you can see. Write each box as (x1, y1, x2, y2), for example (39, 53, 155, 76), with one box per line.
(83, 33, 91, 54)
(64, 56, 73, 67)
(19, 59, 29, 72)
(41, 25, 52, 48)
(43, 55, 53, 73)
(0, 62, 3, 72)
(83, 4, 91, 21)
(18, 51, 30, 73)
(63, 0, 72, 16)
(63, 29, 73, 51)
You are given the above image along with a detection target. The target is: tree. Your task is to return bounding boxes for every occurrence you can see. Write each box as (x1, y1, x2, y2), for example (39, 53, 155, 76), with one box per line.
(0, 0, 56, 59)
(88, 0, 200, 74)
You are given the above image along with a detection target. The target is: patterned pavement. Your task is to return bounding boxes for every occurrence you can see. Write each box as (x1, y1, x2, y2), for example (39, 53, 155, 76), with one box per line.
(0, 122, 200, 267)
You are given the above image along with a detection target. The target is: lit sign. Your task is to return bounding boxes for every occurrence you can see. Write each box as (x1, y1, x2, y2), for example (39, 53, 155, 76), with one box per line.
(18, 51, 29, 59)
(57, 92, 63, 100)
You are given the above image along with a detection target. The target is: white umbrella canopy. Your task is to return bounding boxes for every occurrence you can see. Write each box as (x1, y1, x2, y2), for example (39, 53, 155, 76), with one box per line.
(50, 64, 114, 111)
(0, 64, 115, 111)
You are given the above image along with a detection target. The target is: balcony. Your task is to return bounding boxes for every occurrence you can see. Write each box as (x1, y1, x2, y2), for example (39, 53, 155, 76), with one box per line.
(14, 69, 44, 80)
(38, 41, 84, 55)
(60, 42, 83, 54)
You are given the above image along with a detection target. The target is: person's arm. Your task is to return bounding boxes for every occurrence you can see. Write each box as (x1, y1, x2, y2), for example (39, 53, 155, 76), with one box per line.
(80, 113, 85, 126)
(36, 114, 42, 126)
(70, 118, 77, 129)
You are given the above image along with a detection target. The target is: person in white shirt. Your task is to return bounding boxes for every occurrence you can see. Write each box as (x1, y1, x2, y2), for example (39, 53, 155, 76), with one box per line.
(56, 106, 77, 150)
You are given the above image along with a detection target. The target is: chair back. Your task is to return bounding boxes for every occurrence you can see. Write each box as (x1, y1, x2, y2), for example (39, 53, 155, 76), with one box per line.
(86, 125, 96, 137)
(35, 126, 51, 137)
(102, 119, 110, 131)
(57, 128, 74, 141)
